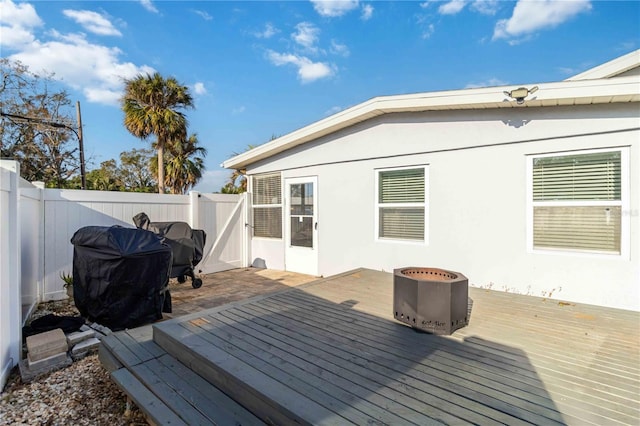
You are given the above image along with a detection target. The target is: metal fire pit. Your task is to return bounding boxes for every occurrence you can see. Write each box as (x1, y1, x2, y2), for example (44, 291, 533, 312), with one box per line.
(393, 267, 468, 335)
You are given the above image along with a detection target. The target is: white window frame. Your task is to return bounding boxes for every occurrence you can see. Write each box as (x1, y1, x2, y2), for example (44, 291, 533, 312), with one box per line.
(526, 147, 629, 259)
(375, 165, 429, 244)
(250, 172, 283, 240)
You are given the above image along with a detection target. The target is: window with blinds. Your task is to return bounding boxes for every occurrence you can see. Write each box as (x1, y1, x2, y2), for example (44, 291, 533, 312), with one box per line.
(252, 173, 282, 238)
(531, 150, 623, 254)
(377, 167, 427, 241)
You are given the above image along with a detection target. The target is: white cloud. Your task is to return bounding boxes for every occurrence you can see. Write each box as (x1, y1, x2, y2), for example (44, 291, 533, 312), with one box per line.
(254, 22, 279, 39)
(422, 23, 435, 39)
(439, 0, 467, 15)
(232, 106, 246, 114)
(84, 87, 122, 104)
(266, 50, 335, 83)
(493, 0, 592, 41)
(325, 106, 343, 115)
(557, 66, 577, 76)
(470, 0, 499, 15)
(193, 169, 230, 193)
(330, 40, 350, 57)
(193, 82, 207, 95)
(0, 0, 41, 27)
(139, 0, 159, 14)
(1, 1, 154, 106)
(194, 10, 213, 21)
(361, 4, 374, 20)
(0, 0, 43, 49)
(292, 22, 320, 51)
(311, 0, 360, 18)
(63, 9, 122, 36)
(9, 29, 154, 105)
(465, 77, 508, 89)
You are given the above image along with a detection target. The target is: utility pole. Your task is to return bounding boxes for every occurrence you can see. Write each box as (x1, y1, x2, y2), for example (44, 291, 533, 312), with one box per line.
(76, 101, 86, 190)
(1, 106, 87, 189)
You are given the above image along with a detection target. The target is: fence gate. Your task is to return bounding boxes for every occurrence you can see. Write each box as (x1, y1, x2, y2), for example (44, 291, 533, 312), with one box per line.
(194, 192, 248, 274)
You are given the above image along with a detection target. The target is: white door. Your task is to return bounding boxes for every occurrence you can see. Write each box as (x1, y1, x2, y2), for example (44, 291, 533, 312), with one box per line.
(285, 176, 318, 276)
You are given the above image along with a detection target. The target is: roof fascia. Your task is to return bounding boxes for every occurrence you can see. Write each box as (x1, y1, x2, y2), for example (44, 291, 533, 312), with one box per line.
(223, 75, 640, 170)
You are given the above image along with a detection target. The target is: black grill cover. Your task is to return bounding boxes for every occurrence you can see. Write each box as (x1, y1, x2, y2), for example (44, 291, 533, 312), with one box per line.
(70, 225, 172, 331)
(133, 212, 206, 278)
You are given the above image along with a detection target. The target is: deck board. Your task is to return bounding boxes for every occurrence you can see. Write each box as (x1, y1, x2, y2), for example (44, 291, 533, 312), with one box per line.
(251, 294, 566, 425)
(102, 325, 266, 425)
(185, 314, 420, 426)
(268, 289, 636, 424)
(139, 268, 638, 425)
(227, 303, 532, 425)
(281, 290, 640, 399)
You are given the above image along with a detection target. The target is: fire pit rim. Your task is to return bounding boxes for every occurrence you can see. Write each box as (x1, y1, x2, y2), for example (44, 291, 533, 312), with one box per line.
(397, 266, 460, 282)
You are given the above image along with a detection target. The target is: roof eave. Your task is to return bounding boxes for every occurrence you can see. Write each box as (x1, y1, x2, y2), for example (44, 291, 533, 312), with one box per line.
(222, 76, 640, 170)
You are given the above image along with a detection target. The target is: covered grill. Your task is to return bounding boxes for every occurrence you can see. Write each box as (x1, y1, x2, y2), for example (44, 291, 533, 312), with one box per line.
(70, 225, 172, 331)
(133, 212, 206, 289)
(393, 267, 469, 335)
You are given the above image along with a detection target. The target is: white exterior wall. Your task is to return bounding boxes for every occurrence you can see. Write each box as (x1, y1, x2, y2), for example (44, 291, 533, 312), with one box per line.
(247, 104, 640, 311)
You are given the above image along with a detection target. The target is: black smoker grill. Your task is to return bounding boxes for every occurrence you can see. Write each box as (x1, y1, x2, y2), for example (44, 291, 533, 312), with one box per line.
(393, 267, 469, 335)
(133, 212, 206, 289)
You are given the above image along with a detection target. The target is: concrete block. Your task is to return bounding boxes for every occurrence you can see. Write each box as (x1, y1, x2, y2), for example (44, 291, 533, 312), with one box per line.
(19, 354, 72, 383)
(80, 324, 91, 332)
(25, 329, 68, 362)
(89, 322, 112, 336)
(27, 351, 68, 369)
(71, 337, 100, 355)
(66, 329, 96, 346)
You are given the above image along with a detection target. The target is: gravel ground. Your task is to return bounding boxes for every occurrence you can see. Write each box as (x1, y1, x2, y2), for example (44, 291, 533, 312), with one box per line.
(0, 300, 147, 426)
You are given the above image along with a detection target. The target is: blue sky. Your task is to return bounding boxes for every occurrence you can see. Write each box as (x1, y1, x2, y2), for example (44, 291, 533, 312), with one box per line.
(1, 0, 638, 192)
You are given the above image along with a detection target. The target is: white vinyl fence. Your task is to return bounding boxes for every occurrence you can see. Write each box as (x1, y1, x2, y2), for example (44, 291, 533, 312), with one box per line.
(1, 161, 20, 392)
(0, 159, 247, 390)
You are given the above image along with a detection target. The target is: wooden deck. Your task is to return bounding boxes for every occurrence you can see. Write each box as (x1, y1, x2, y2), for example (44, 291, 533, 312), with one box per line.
(101, 268, 640, 425)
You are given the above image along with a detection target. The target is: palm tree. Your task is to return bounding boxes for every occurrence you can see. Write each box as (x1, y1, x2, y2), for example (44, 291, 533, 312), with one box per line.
(221, 144, 261, 193)
(151, 133, 207, 194)
(121, 73, 193, 193)
(221, 168, 248, 194)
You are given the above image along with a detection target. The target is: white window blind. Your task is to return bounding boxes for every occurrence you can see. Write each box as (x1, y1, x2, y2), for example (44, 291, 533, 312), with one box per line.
(532, 150, 623, 254)
(377, 167, 426, 241)
(252, 173, 282, 238)
(533, 152, 621, 201)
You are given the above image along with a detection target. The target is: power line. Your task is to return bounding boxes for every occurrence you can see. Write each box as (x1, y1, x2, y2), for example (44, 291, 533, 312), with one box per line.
(1, 107, 87, 189)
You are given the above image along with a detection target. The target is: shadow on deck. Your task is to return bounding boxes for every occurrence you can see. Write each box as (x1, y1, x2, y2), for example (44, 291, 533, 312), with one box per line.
(100, 268, 640, 425)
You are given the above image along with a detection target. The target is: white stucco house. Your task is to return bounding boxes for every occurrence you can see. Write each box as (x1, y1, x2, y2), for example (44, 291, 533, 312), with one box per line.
(223, 50, 640, 312)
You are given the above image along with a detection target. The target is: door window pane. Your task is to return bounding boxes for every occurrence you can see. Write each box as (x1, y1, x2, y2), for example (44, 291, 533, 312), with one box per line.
(290, 183, 314, 215)
(289, 182, 314, 248)
(290, 216, 313, 248)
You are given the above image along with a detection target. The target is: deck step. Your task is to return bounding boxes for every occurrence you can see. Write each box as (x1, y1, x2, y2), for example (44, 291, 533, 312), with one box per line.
(152, 302, 452, 426)
(111, 368, 187, 426)
(100, 326, 264, 426)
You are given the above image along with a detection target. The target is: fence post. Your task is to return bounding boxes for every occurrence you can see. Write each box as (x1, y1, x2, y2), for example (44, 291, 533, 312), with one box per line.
(243, 192, 251, 268)
(189, 191, 201, 229)
(33, 182, 45, 303)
